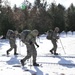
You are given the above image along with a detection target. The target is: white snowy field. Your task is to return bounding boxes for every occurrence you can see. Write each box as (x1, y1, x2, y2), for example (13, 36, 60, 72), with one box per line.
(0, 31, 75, 75)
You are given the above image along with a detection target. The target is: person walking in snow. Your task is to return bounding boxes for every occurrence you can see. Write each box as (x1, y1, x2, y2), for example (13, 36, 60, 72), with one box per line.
(20, 29, 39, 66)
(6, 29, 18, 55)
(49, 27, 60, 55)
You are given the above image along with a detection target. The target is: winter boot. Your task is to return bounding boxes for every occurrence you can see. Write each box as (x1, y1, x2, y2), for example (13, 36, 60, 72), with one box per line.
(33, 62, 39, 66)
(6, 51, 9, 55)
(50, 50, 53, 54)
(54, 53, 58, 55)
(14, 53, 18, 55)
(20, 60, 24, 66)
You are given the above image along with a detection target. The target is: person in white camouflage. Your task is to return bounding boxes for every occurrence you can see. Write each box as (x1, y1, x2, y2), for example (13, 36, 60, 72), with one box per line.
(6, 29, 18, 55)
(50, 27, 59, 55)
(20, 29, 39, 66)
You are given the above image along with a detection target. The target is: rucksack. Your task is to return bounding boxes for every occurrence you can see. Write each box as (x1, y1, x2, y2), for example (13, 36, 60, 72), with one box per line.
(6, 29, 14, 39)
(46, 30, 53, 40)
(20, 30, 31, 43)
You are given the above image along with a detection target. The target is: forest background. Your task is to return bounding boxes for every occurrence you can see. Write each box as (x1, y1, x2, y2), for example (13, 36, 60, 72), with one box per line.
(0, 0, 75, 38)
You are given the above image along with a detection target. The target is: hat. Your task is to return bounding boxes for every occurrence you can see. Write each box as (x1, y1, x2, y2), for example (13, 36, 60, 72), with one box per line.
(55, 27, 59, 32)
(31, 29, 39, 37)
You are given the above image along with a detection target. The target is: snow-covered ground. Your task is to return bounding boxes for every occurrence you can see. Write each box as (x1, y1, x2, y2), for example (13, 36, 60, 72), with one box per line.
(0, 31, 75, 75)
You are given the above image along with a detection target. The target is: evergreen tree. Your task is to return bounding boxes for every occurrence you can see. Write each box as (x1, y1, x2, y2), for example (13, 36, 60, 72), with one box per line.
(66, 3, 75, 31)
(48, 3, 65, 32)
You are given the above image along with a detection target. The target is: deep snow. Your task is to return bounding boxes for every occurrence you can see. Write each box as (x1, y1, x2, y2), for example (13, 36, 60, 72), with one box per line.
(0, 31, 75, 75)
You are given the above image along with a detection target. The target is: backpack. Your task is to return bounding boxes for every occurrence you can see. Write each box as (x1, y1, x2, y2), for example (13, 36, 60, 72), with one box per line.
(46, 30, 53, 40)
(20, 30, 31, 43)
(6, 29, 14, 39)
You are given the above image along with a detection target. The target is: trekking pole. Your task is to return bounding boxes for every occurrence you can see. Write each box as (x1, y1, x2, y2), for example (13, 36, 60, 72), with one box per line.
(59, 38, 66, 54)
(18, 39, 21, 55)
(30, 57, 32, 69)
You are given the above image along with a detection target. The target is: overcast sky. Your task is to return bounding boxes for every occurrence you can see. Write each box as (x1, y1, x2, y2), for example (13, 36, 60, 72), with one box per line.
(7, 0, 75, 9)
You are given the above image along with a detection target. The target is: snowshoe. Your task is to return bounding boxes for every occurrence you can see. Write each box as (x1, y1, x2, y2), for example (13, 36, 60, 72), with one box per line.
(14, 53, 19, 55)
(20, 60, 24, 66)
(50, 50, 53, 54)
(33, 63, 39, 66)
(6, 51, 9, 55)
(54, 53, 58, 55)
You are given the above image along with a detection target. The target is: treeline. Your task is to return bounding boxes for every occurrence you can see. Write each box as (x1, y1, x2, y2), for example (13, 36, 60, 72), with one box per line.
(0, 0, 75, 37)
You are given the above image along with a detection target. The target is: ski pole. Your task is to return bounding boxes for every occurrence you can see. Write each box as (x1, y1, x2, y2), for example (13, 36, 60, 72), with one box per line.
(59, 39, 66, 54)
(30, 57, 32, 69)
(18, 39, 21, 55)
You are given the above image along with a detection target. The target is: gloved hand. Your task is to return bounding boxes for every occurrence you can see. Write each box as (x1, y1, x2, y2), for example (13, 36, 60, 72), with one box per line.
(29, 41, 33, 45)
(57, 36, 59, 39)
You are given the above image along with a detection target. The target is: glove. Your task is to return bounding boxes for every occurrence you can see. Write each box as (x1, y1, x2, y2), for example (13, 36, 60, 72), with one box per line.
(29, 41, 33, 45)
(57, 36, 59, 39)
